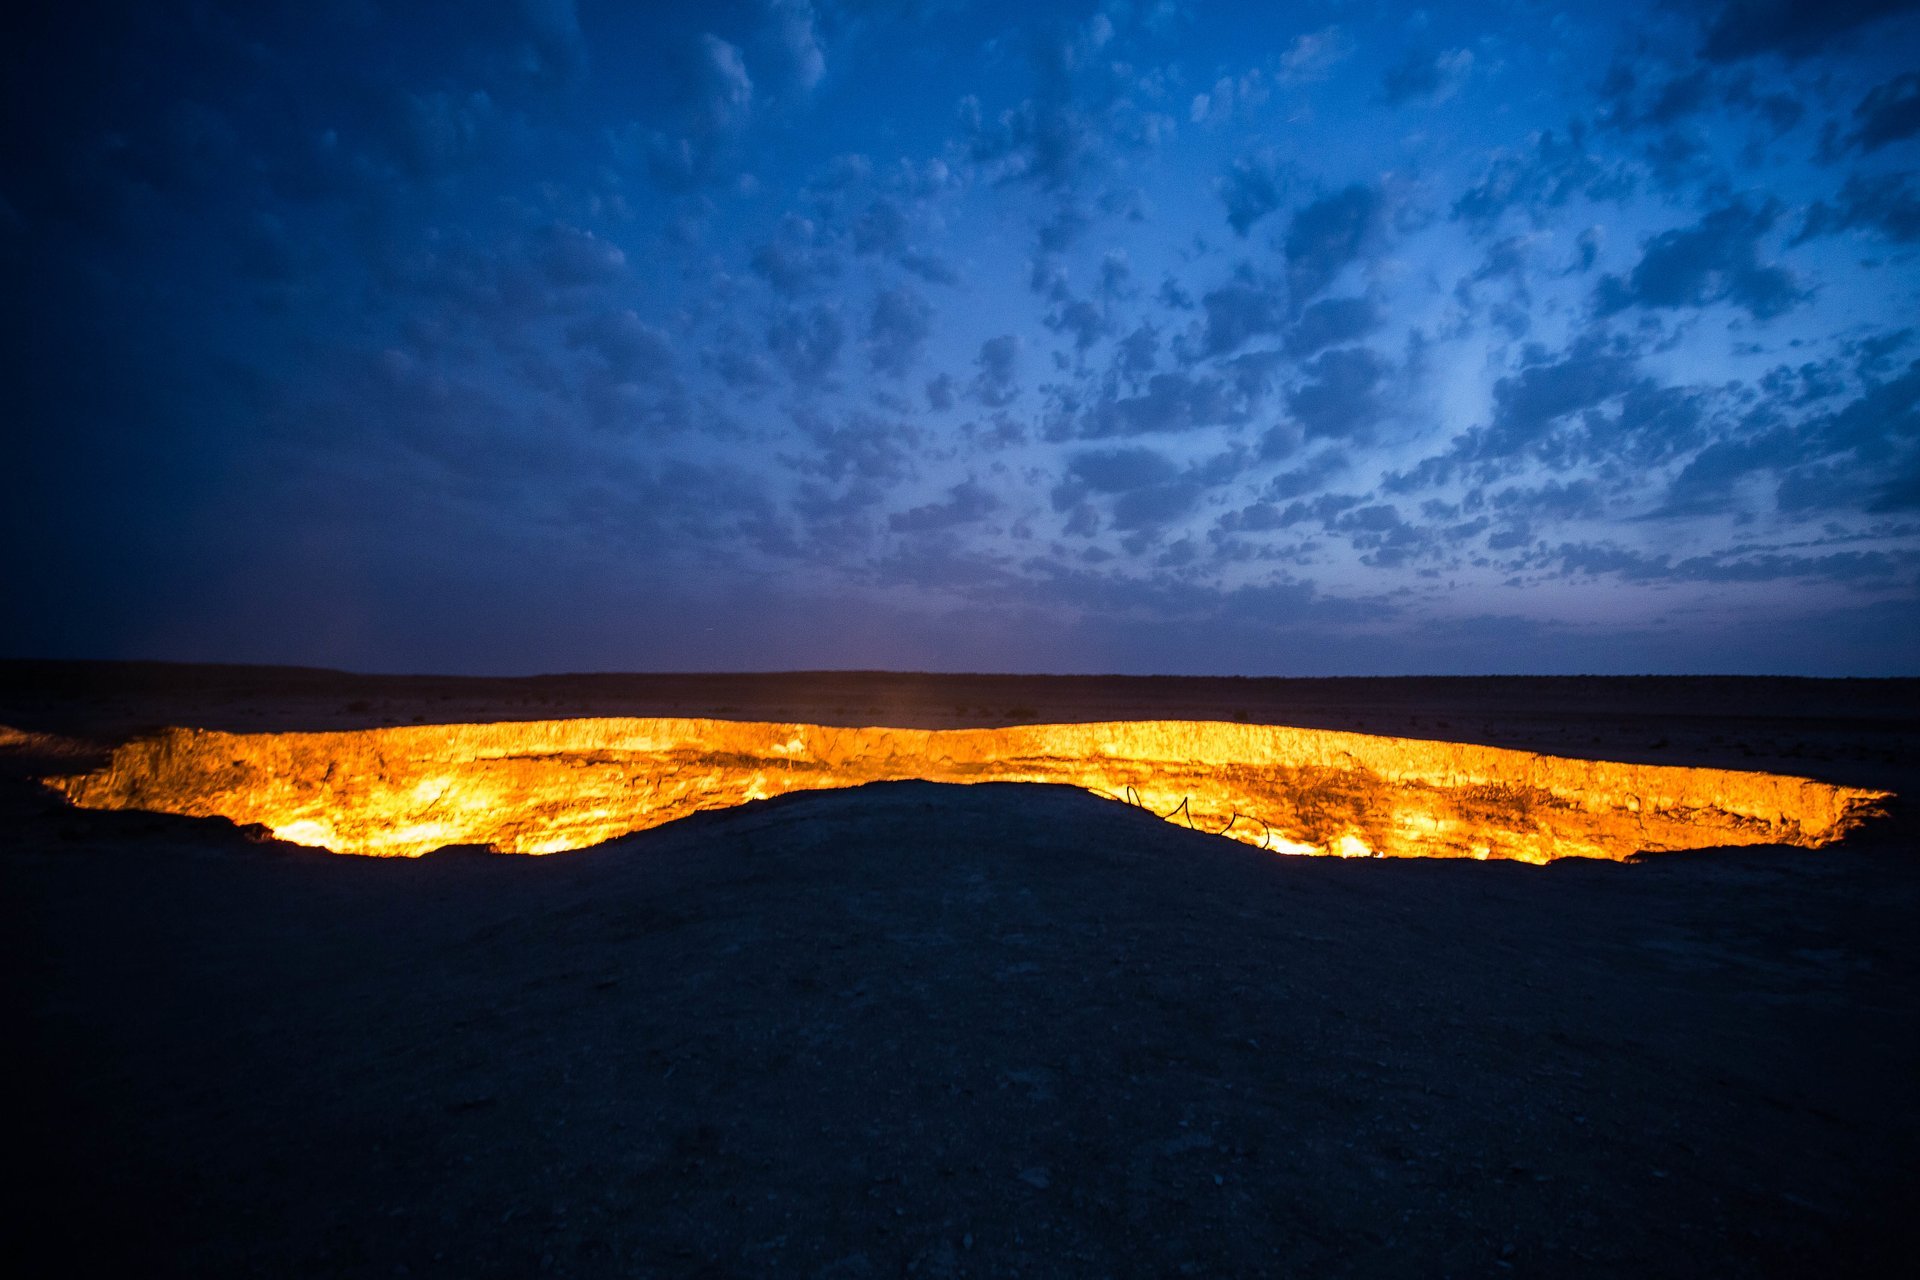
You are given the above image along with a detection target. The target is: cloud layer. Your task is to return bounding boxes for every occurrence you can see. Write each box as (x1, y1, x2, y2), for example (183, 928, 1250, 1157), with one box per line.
(2, 0, 1917, 674)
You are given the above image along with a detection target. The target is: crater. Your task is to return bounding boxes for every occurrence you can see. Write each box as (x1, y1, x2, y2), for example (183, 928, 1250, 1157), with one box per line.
(44, 717, 1891, 862)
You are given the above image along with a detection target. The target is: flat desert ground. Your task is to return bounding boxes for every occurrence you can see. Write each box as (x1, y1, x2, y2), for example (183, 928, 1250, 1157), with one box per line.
(5, 663, 1918, 1277)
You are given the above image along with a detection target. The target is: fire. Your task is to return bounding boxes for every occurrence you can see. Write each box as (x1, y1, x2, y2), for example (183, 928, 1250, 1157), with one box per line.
(44, 717, 1891, 862)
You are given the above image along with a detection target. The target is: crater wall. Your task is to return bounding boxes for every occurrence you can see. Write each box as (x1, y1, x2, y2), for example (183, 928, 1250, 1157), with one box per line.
(45, 718, 1891, 861)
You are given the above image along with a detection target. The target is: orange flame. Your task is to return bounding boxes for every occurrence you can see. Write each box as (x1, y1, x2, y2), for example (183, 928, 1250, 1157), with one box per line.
(44, 717, 1891, 862)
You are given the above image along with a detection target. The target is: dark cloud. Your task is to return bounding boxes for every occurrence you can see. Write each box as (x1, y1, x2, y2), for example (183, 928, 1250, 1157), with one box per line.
(1699, 0, 1920, 63)
(566, 310, 676, 382)
(1488, 340, 1639, 453)
(1284, 298, 1380, 357)
(1839, 71, 1920, 152)
(1051, 446, 1207, 536)
(889, 478, 998, 533)
(757, 0, 827, 96)
(1655, 359, 1920, 516)
(1550, 540, 1915, 588)
(750, 215, 841, 295)
(1217, 149, 1287, 235)
(971, 335, 1021, 407)
(396, 90, 502, 179)
(767, 303, 846, 385)
(1065, 446, 1176, 494)
(1387, 336, 1642, 491)
(1047, 298, 1109, 352)
(791, 407, 921, 486)
(1284, 185, 1381, 305)
(1492, 478, 1607, 522)
(1112, 480, 1203, 531)
(1574, 226, 1604, 273)
(1721, 73, 1805, 134)
(1379, 47, 1473, 107)
(1287, 347, 1390, 441)
(1796, 172, 1920, 243)
(866, 286, 933, 377)
(707, 336, 778, 394)
(538, 223, 628, 287)
(1452, 126, 1630, 225)
(1111, 324, 1160, 382)
(955, 28, 1110, 194)
(1595, 200, 1805, 319)
(1037, 203, 1092, 253)
(1597, 64, 1715, 133)
(642, 34, 755, 191)
(924, 372, 956, 411)
(852, 198, 908, 254)
(1200, 279, 1285, 356)
(1077, 372, 1246, 438)
(1266, 450, 1349, 498)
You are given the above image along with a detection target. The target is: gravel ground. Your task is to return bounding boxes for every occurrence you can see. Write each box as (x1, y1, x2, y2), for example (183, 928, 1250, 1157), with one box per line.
(9, 765, 1918, 1277)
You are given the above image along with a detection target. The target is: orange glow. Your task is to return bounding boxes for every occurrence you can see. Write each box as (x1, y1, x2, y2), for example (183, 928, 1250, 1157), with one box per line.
(44, 717, 1891, 862)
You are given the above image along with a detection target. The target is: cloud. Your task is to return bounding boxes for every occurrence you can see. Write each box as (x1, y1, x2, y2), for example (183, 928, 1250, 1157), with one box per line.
(1266, 449, 1348, 498)
(1596, 64, 1715, 134)
(643, 34, 754, 191)
(1111, 324, 1159, 382)
(1699, 0, 1920, 63)
(750, 215, 840, 295)
(761, 1, 826, 94)
(1594, 200, 1806, 319)
(1287, 346, 1390, 441)
(1452, 127, 1629, 225)
(971, 334, 1021, 406)
(1379, 47, 1473, 107)
(767, 303, 845, 384)
(1843, 71, 1920, 152)
(396, 90, 500, 178)
(956, 41, 1093, 193)
(1550, 541, 1914, 589)
(538, 223, 628, 286)
(1653, 359, 1920, 516)
(889, 478, 997, 533)
(1200, 279, 1285, 356)
(517, 0, 589, 79)
(1217, 149, 1288, 236)
(852, 198, 908, 254)
(1284, 185, 1380, 305)
(1387, 336, 1643, 490)
(1277, 26, 1353, 84)
(566, 310, 676, 382)
(1112, 480, 1203, 531)
(866, 286, 933, 377)
(1285, 297, 1380, 357)
(791, 407, 921, 486)
(1078, 371, 1247, 438)
(1069, 447, 1179, 493)
(1487, 340, 1639, 453)
(1796, 172, 1920, 243)
(924, 372, 956, 411)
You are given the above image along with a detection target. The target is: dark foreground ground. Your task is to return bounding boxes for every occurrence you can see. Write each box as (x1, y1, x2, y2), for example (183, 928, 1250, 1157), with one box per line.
(5, 664, 1919, 1277)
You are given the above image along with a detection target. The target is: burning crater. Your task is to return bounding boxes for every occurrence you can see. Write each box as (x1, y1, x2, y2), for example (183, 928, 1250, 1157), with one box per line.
(45, 718, 1889, 862)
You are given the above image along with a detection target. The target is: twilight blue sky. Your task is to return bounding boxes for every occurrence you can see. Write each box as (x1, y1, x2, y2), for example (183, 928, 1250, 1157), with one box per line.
(4, 0, 1919, 674)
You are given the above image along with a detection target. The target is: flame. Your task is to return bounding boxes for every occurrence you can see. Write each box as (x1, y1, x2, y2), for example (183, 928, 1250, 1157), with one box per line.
(43, 717, 1890, 862)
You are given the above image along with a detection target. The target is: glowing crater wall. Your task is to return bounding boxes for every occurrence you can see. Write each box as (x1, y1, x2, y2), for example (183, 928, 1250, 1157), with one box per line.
(46, 718, 1890, 862)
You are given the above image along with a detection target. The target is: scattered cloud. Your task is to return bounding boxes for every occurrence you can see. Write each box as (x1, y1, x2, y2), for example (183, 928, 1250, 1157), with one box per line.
(1595, 200, 1806, 319)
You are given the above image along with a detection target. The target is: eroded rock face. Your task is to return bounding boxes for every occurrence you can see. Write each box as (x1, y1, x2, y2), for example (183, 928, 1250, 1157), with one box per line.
(45, 718, 1891, 862)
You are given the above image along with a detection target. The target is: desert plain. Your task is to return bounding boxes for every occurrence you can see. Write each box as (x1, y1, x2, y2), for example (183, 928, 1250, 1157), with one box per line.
(5, 662, 1918, 1277)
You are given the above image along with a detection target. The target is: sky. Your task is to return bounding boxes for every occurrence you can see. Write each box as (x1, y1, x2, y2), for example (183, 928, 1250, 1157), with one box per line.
(3, 0, 1918, 676)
